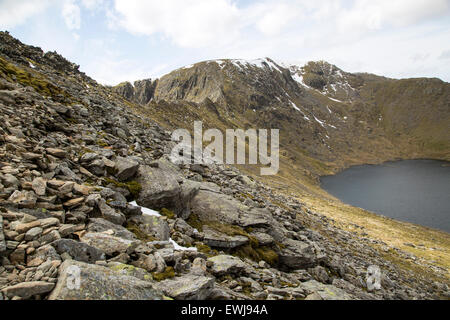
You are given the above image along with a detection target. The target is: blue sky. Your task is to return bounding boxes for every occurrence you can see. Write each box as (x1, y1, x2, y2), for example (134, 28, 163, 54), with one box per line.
(1, 0, 450, 85)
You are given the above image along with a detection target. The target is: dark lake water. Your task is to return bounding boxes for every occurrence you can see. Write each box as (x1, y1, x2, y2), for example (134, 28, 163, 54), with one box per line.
(321, 159, 450, 233)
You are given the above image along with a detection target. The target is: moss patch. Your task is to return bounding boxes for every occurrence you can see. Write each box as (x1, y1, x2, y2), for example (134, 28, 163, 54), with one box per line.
(126, 222, 156, 242)
(152, 266, 175, 281)
(160, 208, 175, 219)
(105, 177, 142, 198)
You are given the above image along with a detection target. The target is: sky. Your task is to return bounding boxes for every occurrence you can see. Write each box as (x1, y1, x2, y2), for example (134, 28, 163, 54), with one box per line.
(1, 0, 450, 85)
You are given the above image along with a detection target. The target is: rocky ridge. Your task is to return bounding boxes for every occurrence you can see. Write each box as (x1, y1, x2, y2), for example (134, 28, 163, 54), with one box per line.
(0, 31, 449, 300)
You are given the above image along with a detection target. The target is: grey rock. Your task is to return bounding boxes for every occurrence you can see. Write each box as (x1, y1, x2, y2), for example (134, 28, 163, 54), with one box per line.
(202, 226, 249, 249)
(24, 226, 43, 241)
(2, 281, 55, 299)
(301, 280, 354, 300)
(80, 232, 138, 256)
(8, 190, 37, 208)
(98, 199, 126, 225)
(207, 255, 248, 276)
(278, 239, 318, 270)
(87, 218, 136, 240)
(156, 274, 215, 300)
(191, 190, 270, 227)
(136, 161, 183, 215)
(128, 214, 170, 241)
(48, 260, 164, 300)
(114, 157, 139, 181)
(31, 177, 47, 196)
(51, 239, 106, 263)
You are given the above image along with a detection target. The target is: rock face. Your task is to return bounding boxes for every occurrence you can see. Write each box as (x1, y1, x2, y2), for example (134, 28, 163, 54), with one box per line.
(48, 260, 164, 300)
(113, 79, 157, 105)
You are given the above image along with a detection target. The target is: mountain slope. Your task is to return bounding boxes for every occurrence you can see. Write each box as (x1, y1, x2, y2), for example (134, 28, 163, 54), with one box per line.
(0, 31, 448, 301)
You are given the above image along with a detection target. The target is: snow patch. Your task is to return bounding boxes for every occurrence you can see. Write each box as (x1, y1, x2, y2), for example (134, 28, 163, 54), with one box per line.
(129, 201, 197, 252)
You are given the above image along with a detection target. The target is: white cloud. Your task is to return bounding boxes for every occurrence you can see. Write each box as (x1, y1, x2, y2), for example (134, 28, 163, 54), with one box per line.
(81, 0, 104, 10)
(62, 0, 81, 30)
(0, 0, 53, 29)
(112, 0, 241, 48)
(337, 0, 450, 34)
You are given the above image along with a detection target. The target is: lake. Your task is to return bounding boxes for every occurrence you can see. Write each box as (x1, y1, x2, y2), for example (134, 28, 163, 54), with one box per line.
(320, 159, 450, 233)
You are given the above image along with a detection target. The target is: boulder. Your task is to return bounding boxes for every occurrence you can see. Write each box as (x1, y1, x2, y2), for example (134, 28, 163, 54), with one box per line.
(2, 281, 55, 299)
(191, 190, 270, 227)
(136, 164, 182, 215)
(8, 190, 37, 208)
(278, 239, 318, 270)
(98, 199, 126, 225)
(31, 177, 47, 196)
(114, 157, 139, 181)
(87, 218, 136, 240)
(80, 232, 138, 256)
(51, 239, 106, 263)
(48, 260, 164, 300)
(202, 226, 249, 249)
(301, 280, 354, 300)
(128, 215, 170, 241)
(207, 255, 248, 276)
(156, 275, 215, 300)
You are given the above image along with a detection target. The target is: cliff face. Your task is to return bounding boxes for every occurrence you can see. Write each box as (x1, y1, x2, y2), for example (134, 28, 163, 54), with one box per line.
(0, 31, 449, 301)
(112, 79, 158, 105)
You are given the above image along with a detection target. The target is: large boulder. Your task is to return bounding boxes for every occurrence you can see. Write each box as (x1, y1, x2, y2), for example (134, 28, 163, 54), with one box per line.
(301, 280, 354, 300)
(48, 260, 165, 300)
(191, 190, 270, 227)
(114, 157, 139, 181)
(87, 218, 137, 240)
(128, 215, 170, 241)
(278, 239, 318, 270)
(51, 239, 106, 263)
(80, 232, 138, 256)
(2, 281, 55, 299)
(202, 226, 249, 249)
(136, 162, 182, 214)
(207, 255, 248, 276)
(156, 274, 215, 300)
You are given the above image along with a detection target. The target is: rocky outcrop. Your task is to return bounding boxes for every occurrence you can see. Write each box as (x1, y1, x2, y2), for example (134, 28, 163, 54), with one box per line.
(113, 79, 157, 105)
